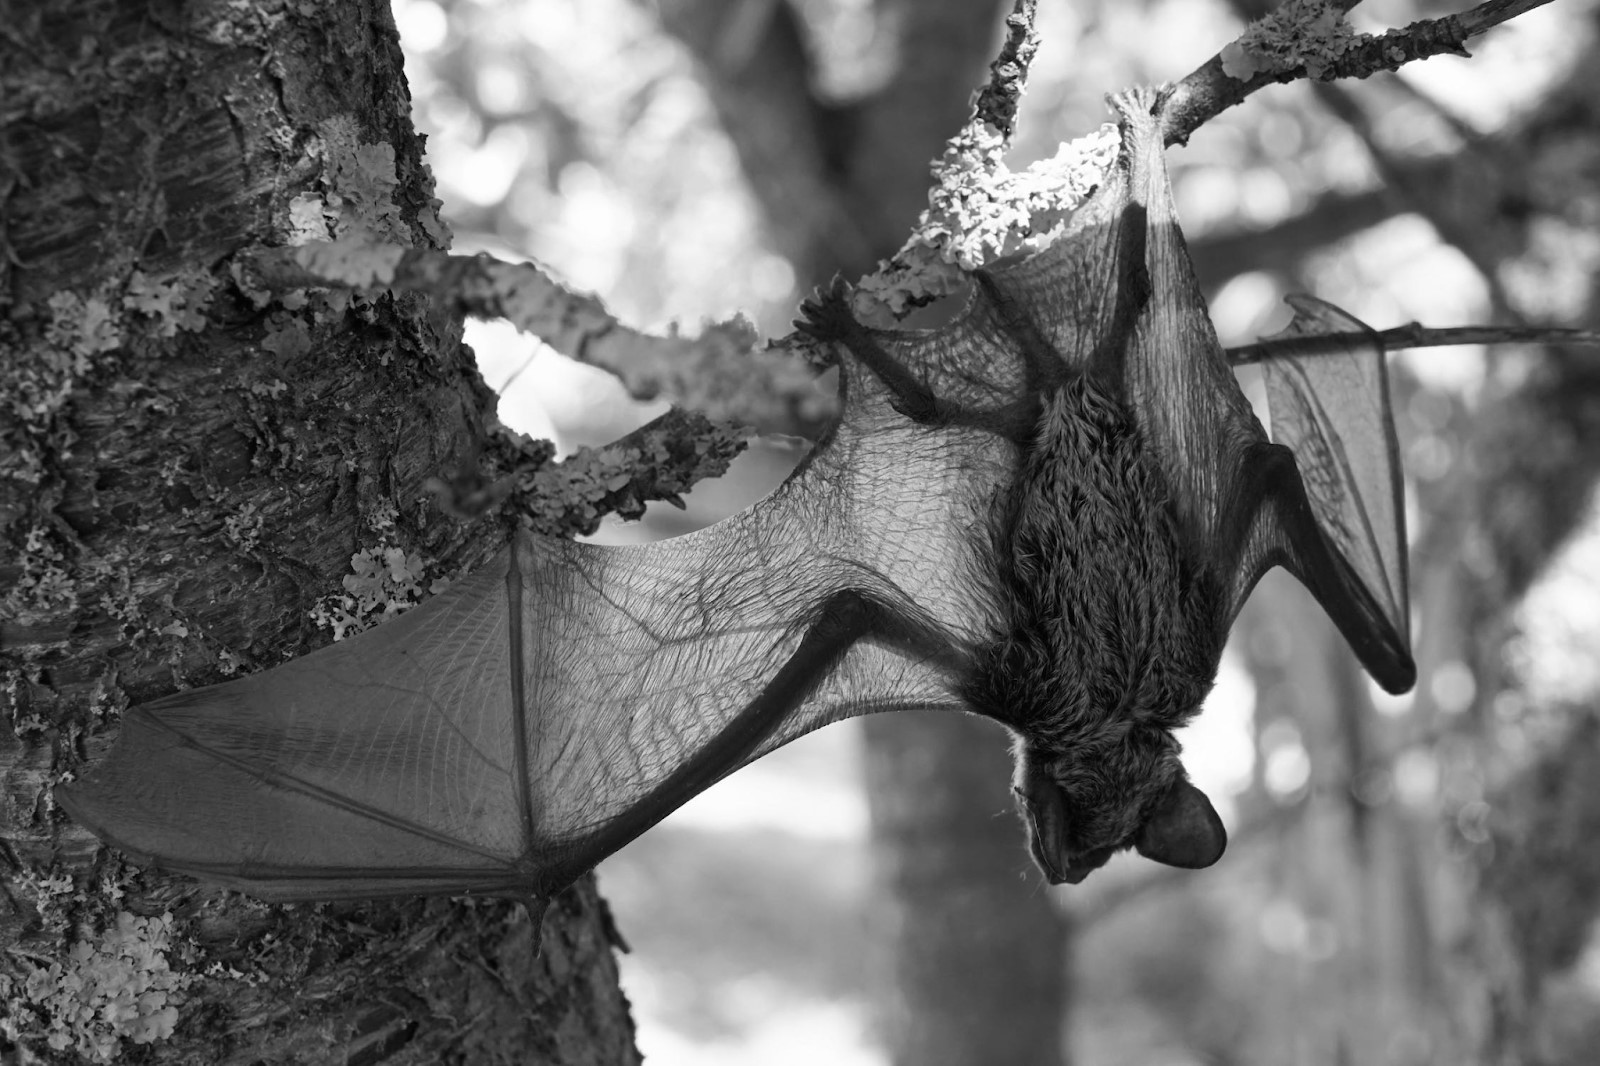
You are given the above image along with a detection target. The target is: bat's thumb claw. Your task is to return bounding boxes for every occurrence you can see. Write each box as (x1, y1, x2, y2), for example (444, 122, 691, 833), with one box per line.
(522, 894, 550, 956)
(1108, 85, 1165, 125)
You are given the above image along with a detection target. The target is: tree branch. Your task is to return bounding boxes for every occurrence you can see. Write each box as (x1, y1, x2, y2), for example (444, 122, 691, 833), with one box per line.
(1227, 324, 1600, 366)
(244, 0, 1572, 456)
(1162, 0, 1558, 145)
(244, 243, 826, 434)
(449, 407, 751, 538)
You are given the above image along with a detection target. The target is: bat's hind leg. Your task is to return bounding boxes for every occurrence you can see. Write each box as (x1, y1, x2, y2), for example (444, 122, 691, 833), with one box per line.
(797, 280, 1037, 439)
(797, 280, 953, 426)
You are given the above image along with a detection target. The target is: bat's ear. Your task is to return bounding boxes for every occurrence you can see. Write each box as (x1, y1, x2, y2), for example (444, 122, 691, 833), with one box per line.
(1134, 777, 1226, 870)
(1012, 758, 1113, 885)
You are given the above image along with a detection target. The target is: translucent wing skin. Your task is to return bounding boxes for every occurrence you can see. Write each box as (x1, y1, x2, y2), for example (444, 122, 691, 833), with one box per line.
(58, 304, 1023, 902)
(1258, 295, 1411, 680)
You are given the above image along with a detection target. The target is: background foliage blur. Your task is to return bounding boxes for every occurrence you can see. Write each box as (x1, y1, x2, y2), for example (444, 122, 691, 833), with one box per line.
(395, 1, 1600, 1062)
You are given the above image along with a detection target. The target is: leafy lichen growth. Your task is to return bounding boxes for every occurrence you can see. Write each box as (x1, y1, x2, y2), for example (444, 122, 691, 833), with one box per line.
(14, 869, 78, 937)
(6, 284, 125, 471)
(222, 502, 265, 553)
(44, 290, 124, 366)
(308, 506, 435, 640)
(6, 523, 76, 612)
(6, 269, 215, 606)
(316, 116, 409, 243)
(1220, 0, 1359, 81)
(3, 911, 194, 1063)
(123, 269, 218, 338)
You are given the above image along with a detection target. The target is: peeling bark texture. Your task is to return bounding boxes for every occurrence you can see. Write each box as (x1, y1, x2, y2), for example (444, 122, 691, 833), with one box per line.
(0, 2, 637, 1062)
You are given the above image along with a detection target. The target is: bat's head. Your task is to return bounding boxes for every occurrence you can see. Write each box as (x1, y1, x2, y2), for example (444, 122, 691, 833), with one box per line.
(1010, 737, 1225, 885)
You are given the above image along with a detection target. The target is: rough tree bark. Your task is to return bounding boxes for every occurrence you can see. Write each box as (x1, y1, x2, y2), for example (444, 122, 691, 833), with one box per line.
(1, 3, 636, 1062)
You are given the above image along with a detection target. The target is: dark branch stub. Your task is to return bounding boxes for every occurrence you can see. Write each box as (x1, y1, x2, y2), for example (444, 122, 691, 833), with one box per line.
(972, 0, 1040, 141)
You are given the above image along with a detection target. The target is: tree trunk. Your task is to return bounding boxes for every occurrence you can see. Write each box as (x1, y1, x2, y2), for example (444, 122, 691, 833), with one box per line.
(1, 3, 636, 1061)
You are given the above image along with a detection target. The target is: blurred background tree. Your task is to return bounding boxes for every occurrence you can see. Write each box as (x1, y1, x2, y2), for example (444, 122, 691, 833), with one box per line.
(396, 0, 1600, 1062)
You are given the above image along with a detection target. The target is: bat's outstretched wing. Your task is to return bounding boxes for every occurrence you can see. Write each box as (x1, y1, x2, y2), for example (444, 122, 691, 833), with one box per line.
(58, 281, 1035, 903)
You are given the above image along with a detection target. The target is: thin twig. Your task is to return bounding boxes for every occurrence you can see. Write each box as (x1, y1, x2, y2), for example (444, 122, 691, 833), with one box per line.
(1227, 325, 1600, 366)
(1456, 0, 1553, 36)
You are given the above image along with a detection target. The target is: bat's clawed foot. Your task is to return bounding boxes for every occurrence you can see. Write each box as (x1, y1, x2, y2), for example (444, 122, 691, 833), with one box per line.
(794, 275, 859, 344)
(1108, 84, 1169, 125)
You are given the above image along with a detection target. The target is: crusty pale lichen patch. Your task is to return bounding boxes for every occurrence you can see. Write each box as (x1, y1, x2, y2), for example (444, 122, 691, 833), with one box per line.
(309, 502, 440, 640)
(855, 120, 1119, 318)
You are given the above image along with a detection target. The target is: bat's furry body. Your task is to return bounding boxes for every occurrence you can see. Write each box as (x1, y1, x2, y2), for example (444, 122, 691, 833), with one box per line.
(59, 89, 1412, 903)
(974, 376, 1220, 875)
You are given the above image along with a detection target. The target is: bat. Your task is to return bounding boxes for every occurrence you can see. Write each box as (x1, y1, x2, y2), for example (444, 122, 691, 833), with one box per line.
(57, 88, 1414, 914)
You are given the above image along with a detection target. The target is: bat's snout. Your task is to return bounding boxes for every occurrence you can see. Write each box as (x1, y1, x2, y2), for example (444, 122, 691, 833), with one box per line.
(1010, 782, 1114, 885)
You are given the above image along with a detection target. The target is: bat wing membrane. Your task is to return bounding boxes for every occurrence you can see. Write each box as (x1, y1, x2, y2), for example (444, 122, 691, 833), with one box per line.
(1260, 296, 1409, 649)
(60, 346, 1014, 901)
(1225, 298, 1415, 693)
(59, 557, 546, 900)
